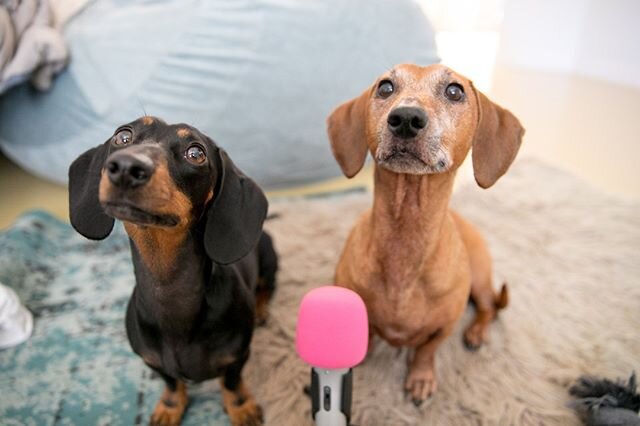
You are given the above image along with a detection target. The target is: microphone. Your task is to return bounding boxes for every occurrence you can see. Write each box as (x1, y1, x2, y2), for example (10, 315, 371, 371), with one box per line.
(296, 286, 369, 426)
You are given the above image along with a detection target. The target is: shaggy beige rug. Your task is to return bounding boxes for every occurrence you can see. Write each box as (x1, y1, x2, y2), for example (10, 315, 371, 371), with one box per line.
(247, 159, 640, 426)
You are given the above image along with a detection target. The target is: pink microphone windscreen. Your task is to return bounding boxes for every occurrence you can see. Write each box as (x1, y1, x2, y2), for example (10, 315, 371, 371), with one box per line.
(296, 286, 369, 369)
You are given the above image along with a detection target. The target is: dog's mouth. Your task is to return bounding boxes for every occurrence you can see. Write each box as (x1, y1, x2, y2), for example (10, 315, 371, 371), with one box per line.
(101, 201, 179, 227)
(375, 135, 450, 175)
(381, 147, 425, 163)
(376, 147, 436, 174)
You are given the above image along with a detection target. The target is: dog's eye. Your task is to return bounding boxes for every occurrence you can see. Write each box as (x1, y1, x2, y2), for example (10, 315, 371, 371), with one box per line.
(185, 145, 206, 165)
(113, 129, 132, 146)
(377, 80, 394, 98)
(444, 83, 464, 102)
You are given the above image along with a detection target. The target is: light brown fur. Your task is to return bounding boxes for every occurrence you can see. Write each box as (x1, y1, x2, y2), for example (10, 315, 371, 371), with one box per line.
(176, 128, 191, 138)
(327, 64, 523, 403)
(123, 223, 189, 277)
(220, 379, 264, 426)
(150, 381, 188, 426)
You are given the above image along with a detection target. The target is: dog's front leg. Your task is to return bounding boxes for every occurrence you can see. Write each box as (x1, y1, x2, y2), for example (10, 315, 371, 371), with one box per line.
(404, 325, 454, 406)
(150, 374, 188, 426)
(220, 355, 263, 426)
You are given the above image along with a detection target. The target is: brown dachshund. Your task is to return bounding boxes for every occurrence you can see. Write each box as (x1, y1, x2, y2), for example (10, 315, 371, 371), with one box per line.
(327, 64, 524, 405)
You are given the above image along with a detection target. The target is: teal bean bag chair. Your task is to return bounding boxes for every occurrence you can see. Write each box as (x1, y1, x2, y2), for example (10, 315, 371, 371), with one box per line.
(0, 0, 438, 188)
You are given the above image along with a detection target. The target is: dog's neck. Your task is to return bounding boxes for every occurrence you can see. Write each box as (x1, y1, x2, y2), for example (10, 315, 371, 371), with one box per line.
(370, 165, 456, 284)
(125, 222, 209, 333)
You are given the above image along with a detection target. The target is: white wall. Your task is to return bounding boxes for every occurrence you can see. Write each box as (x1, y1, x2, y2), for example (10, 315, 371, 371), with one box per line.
(497, 0, 640, 88)
(574, 0, 640, 88)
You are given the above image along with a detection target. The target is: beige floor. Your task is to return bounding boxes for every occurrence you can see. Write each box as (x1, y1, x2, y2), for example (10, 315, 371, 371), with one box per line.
(0, 152, 69, 229)
(1, 64, 639, 230)
(492, 66, 640, 199)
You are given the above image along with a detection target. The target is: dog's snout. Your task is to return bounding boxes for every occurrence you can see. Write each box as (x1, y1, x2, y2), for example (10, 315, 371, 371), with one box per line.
(105, 153, 154, 189)
(387, 107, 428, 139)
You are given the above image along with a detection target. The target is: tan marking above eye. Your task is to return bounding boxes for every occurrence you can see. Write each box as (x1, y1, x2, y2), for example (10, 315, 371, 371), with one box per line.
(205, 189, 214, 204)
(177, 128, 191, 138)
(142, 116, 154, 125)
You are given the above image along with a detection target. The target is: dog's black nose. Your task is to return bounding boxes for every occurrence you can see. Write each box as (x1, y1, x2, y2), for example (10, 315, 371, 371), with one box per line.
(387, 107, 428, 139)
(105, 153, 154, 189)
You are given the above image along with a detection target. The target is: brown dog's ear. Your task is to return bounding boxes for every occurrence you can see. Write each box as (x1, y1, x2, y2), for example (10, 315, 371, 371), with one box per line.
(471, 84, 525, 189)
(327, 87, 372, 178)
(204, 148, 268, 265)
(68, 143, 115, 240)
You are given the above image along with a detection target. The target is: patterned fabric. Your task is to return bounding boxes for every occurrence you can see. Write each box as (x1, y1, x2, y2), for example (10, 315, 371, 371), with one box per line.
(0, 212, 229, 425)
(0, 0, 70, 94)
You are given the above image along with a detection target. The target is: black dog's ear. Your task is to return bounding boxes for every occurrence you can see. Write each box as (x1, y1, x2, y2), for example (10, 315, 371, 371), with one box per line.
(204, 149, 268, 265)
(68, 143, 115, 240)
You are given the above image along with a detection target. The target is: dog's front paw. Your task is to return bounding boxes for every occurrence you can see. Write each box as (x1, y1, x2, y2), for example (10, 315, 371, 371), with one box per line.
(404, 367, 438, 406)
(149, 382, 188, 426)
(224, 398, 264, 426)
(149, 400, 187, 426)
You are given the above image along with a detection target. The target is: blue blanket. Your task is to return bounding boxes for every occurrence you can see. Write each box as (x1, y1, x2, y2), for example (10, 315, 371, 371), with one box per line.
(0, 211, 229, 425)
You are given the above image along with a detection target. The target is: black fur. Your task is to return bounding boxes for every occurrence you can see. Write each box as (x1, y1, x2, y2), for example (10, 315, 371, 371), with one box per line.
(204, 148, 268, 265)
(68, 144, 114, 239)
(569, 372, 640, 426)
(68, 117, 278, 415)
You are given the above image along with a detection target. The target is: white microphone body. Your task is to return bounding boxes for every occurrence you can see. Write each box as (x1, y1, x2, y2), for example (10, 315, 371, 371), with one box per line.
(311, 367, 351, 426)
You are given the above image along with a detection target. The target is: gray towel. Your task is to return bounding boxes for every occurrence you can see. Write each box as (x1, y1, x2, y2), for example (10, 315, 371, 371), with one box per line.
(0, 0, 69, 93)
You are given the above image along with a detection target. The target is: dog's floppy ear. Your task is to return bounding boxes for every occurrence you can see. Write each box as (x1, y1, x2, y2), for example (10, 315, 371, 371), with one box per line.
(470, 83, 525, 189)
(204, 148, 268, 265)
(327, 87, 372, 178)
(68, 143, 115, 240)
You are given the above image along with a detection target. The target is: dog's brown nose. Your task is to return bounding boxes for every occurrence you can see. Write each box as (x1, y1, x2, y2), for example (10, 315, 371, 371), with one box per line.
(105, 152, 154, 189)
(387, 107, 428, 139)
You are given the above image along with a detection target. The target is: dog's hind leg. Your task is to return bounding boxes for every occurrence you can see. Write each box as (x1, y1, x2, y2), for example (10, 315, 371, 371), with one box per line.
(255, 232, 278, 326)
(463, 244, 509, 350)
(465, 276, 508, 350)
(452, 211, 509, 350)
(149, 373, 188, 426)
(463, 241, 509, 350)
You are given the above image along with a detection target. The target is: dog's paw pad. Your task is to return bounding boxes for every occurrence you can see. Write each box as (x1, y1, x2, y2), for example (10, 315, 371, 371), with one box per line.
(411, 394, 434, 407)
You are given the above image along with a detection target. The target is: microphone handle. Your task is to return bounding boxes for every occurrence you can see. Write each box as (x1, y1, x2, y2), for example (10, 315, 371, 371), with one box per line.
(311, 367, 352, 426)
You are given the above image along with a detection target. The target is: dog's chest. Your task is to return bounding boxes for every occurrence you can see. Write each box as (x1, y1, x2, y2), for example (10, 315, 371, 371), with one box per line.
(365, 280, 441, 345)
(350, 244, 469, 347)
(138, 336, 239, 381)
(127, 284, 247, 382)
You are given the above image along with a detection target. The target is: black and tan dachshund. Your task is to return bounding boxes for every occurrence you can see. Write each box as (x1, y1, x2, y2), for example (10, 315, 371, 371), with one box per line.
(68, 116, 278, 426)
